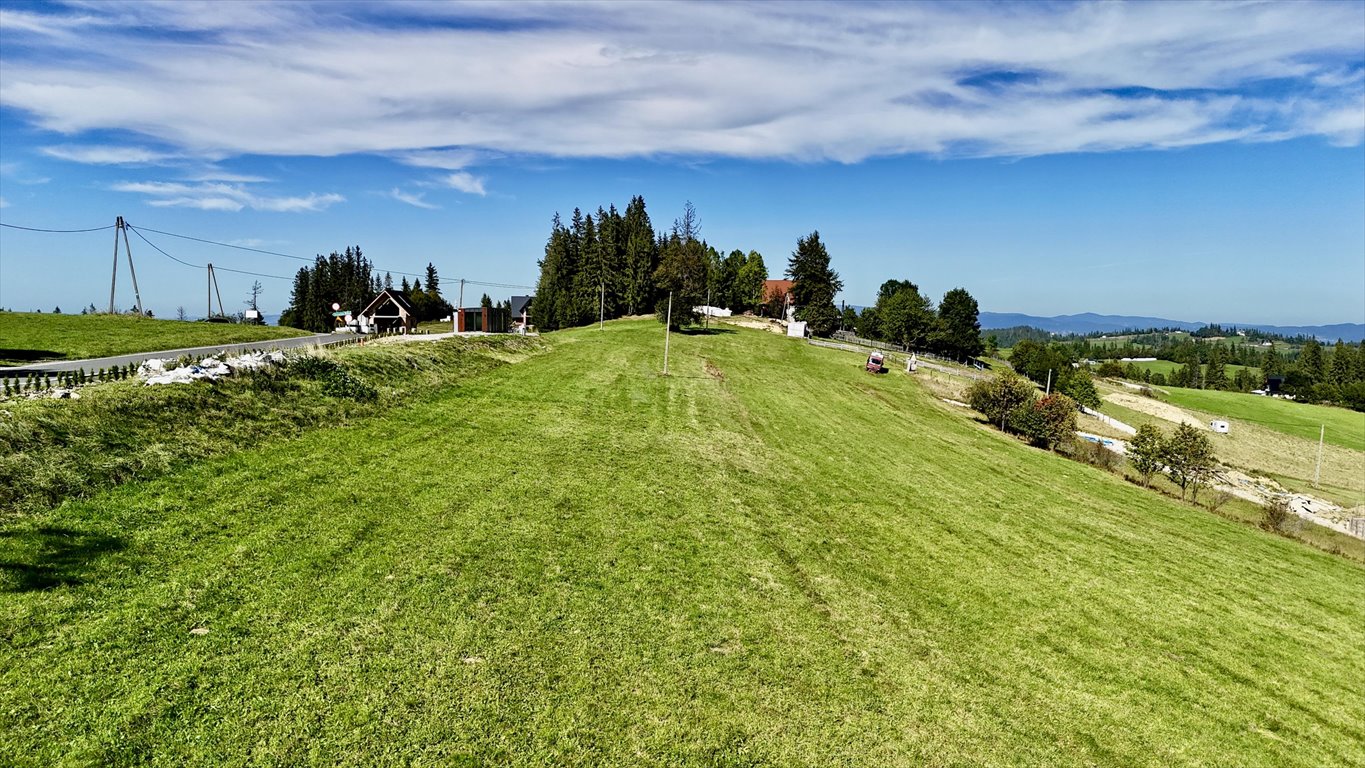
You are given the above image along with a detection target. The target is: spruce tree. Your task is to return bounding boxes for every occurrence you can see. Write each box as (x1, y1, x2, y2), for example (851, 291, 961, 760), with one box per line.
(785, 231, 842, 337)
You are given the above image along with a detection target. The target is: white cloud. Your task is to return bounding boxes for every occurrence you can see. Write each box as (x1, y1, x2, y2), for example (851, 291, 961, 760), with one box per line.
(41, 145, 185, 165)
(111, 180, 343, 212)
(436, 172, 486, 196)
(389, 187, 440, 209)
(0, 197, 9, 209)
(1, 2, 1361, 163)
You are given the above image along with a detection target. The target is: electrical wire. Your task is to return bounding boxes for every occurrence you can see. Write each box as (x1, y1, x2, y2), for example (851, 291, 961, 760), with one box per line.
(0, 221, 116, 233)
(126, 225, 291, 280)
(3, 217, 536, 289)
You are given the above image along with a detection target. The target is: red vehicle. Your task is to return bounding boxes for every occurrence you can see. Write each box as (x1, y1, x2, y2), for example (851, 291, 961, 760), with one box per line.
(865, 351, 887, 373)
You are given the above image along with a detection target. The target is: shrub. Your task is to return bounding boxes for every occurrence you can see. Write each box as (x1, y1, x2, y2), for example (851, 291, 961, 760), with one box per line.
(1011, 393, 1078, 450)
(1261, 498, 1301, 534)
(967, 371, 1037, 431)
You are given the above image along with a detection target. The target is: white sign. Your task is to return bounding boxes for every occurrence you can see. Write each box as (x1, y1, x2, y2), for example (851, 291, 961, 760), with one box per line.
(244, 309, 261, 320)
(331, 302, 341, 311)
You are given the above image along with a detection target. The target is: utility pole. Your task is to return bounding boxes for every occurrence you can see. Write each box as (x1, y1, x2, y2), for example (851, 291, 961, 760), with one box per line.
(456, 278, 466, 333)
(107, 216, 143, 315)
(600, 283, 605, 330)
(205, 264, 226, 318)
(704, 287, 711, 330)
(663, 291, 672, 375)
(1046, 369, 1053, 396)
(1314, 425, 1325, 488)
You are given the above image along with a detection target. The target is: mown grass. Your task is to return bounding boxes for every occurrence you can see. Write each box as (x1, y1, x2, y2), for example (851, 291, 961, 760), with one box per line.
(0, 336, 547, 519)
(0, 312, 310, 364)
(1160, 385, 1365, 452)
(2, 320, 1362, 766)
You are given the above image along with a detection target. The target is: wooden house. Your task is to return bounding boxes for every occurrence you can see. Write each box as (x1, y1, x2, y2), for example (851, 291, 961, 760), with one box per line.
(359, 289, 416, 333)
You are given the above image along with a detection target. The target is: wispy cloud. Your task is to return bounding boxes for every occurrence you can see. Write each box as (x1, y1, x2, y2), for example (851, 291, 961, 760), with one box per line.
(1, 1, 1360, 163)
(41, 145, 185, 165)
(0, 197, 9, 209)
(435, 172, 486, 196)
(388, 187, 439, 209)
(111, 180, 343, 212)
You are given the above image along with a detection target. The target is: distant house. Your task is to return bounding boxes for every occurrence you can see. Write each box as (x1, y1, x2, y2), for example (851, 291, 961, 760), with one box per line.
(509, 295, 533, 325)
(359, 289, 415, 333)
(762, 279, 795, 320)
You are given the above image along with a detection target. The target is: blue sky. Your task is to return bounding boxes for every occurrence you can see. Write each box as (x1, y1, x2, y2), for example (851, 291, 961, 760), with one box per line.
(1, 0, 1362, 325)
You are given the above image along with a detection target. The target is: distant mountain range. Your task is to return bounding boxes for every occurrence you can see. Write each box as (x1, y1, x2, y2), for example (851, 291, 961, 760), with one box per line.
(979, 312, 1365, 342)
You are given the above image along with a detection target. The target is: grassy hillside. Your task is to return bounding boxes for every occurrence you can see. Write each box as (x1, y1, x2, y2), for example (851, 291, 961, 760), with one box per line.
(1122, 358, 1261, 381)
(2, 320, 1362, 766)
(1161, 386, 1365, 452)
(0, 312, 310, 364)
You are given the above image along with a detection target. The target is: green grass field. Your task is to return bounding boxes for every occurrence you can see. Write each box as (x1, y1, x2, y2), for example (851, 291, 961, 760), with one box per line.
(0, 312, 310, 364)
(1119, 359, 1261, 380)
(1161, 386, 1365, 452)
(3, 320, 1362, 766)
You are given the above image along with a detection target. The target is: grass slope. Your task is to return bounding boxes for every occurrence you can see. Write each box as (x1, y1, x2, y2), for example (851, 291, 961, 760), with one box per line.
(1159, 385, 1365, 452)
(0, 312, 310, 364)
(2, 320, 1362, 766)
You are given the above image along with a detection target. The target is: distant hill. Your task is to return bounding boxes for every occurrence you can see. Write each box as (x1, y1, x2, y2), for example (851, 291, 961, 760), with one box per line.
(979, 312, 1364, 342)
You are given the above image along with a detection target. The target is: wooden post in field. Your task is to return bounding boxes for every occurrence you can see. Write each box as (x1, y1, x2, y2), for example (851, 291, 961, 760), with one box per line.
(1046, 369, 1052, 396)
(1314, 425, 1324, 488)
(600, 283, 605, 330)
(663, 292, 672, 375)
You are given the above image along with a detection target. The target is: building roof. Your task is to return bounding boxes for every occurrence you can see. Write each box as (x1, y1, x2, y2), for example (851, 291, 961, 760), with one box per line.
(359, 289, 414, 317)
(509, 295, 533, 317)
(763, 279, 794, 304)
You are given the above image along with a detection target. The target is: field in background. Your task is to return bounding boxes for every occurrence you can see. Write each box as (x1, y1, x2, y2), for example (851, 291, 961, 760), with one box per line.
(1161, 386, 1365, 452)
(2, 320, 1361, 766)
(1121, 359, 1261, 380)
(0, 312, 310, 365)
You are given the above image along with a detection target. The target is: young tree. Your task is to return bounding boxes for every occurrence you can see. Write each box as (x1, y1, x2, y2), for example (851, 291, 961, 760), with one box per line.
(967, 371, 1037, 431)
(1161, 423, 1215, 500)
(933, 287, 984, 359)
(653, 203, 708, 329)
(1127, 423, 1165, 487)
(384, 272, 394, 291)
(785, 231, 842, 337)
(1061, 369, 1101, 409)
(176, 306, 188, 322)
(734, 250, 768, 313)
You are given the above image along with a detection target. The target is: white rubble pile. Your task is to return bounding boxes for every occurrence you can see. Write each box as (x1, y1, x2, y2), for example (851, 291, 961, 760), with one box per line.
(139, 350, 285, 386)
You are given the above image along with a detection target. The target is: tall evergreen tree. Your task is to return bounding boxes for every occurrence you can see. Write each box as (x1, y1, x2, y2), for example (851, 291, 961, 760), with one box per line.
(785, 231, 842, 337)
(1298, 339, 1325, 383)
(933, 287, 984, 359)
(653, 203, 708, 329)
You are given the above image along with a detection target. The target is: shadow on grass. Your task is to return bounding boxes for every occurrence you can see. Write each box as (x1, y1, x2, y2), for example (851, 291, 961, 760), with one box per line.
(0, 526, 125, 592)
(678, 327, 736, 336)
(0, 348, 67, 364)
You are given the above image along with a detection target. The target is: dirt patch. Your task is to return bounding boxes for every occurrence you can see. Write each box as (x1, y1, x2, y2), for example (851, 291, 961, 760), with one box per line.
(1105, 392, 1206, 429)
(704, 359, 725, 380)
(719, 316, 786, 334)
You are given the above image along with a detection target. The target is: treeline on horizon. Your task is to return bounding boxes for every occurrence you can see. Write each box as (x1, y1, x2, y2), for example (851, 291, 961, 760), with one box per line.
(532, 197, 772, 331)
(533, 196, 988, 363)
(278, 246, 456, 332)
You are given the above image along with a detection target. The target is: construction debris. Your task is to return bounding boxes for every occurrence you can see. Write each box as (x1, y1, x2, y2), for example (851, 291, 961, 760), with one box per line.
(140, 351, 284, 386)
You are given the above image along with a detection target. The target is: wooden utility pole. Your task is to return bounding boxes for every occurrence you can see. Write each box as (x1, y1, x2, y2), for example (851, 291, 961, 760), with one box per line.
(456, 278, 466, 332)
(108, 216, 143, 315)
(206, 264, 225, 318)
(600, 283, 605, 330)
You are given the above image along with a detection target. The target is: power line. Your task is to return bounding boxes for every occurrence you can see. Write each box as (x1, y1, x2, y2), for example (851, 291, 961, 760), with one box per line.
(0, 221, 116, 233)
(4, 216, 536, 290)
(126, 225, 292, 280)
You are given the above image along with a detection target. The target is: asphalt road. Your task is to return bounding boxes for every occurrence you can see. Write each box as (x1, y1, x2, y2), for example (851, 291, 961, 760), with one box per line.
(0, 332, 356, 377)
